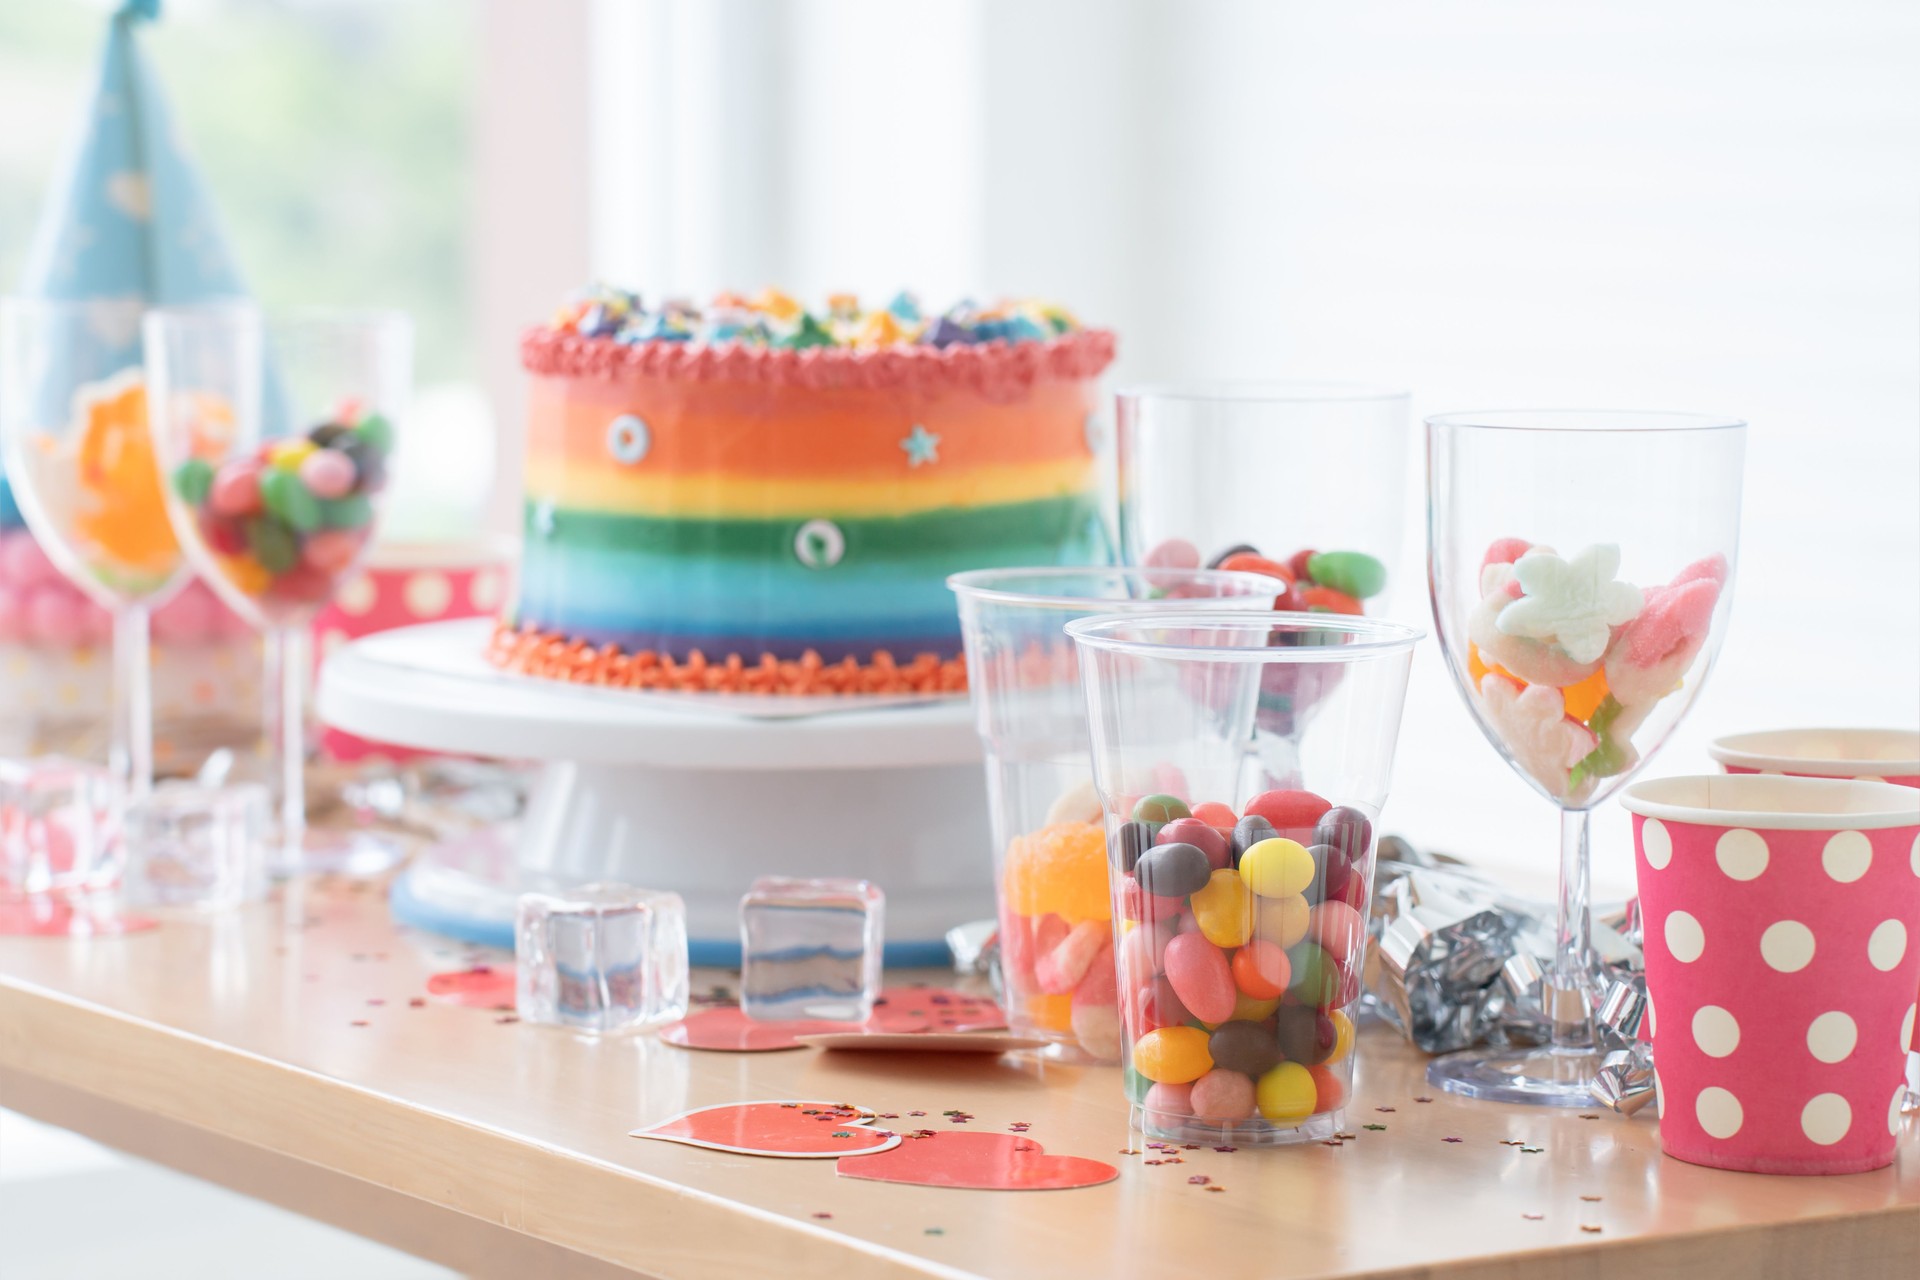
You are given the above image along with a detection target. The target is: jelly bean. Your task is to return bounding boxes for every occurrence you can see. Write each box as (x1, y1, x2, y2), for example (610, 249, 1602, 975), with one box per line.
(1286, 548, 1318, 581)
(1134, 841, 1210, 899)
(1308, 1064, 1347, 1112)
(1255, 892, 1312, 948)
(343, 441, 387, 491)
(1035, 919, 1108, 994)
(1331, 873, 1368, 911)
(1231, 814, 1277, 863)
(1157, 817, 1230, 870)
(216, 552, 272, 597)
(1189, 1068, 1257, 1122)
(1231, 991, 1279, 1022)
(1230, 938, 1290, 1000)
(1299, 844, 1338, 904)
(209, 461, 263, 517)
(1131, 1025, 1213, 1084)
(1314, 806, 1373, 863)
(259, 468, 322, 532)
(353, 412, 395, 454)
(1243, 789, 1332, 833)
(1119, 876, 1185, 927)
(1207, 1021, 1284, 1079)
(271, 564, 335, 603)
(1189, 869, 1253, 948)
(1287, 941, 1340, 1007)
(1301, 585, 1364, 616)
(302, 527, 362, 575)
(1134, 975, 1191, 1033)
(1237, 837, 1316, 899)
(269, 439, 317, 471)
(1162, 932, 1236, 1025)
(1256, 1061, 1317, 1122)
(201, 513, 248, 556)
(1190, 801, 1238, 832)
(1304, 550, 1386, 600)
(1309, 900, 1366, 966)
(1216, 551, 1296, 586)
(1273, 1004, 1336, 1065)
(1109, 820, 1160, 872)
(172, 458, 214, 506)
(1132, 793, 1191, 823)
(1205, 543, 1258, 569)
(245, 518, 299, 574)
(1143, 1081, 1194, 1117)
(297, 448, 358, 501)
(308, 422, 355, 449)
(320, 493, 373, 529)
(1326, 1009, 1356, 1064)
(1143, 539, 1201, 570)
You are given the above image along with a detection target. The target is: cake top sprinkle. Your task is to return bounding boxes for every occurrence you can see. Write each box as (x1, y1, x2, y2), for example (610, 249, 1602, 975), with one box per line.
(550, 286, 1084, 351)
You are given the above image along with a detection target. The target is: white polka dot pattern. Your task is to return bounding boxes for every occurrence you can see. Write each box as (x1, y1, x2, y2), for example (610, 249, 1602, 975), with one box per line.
(607, 414, 650, 465)
(1695, 1086, 1743, 1138)
(1759, 920, 1816, 973)
(469, 568, 503, 612)
(1866, 919, 1906, 971)
(404, 571, 453, 618)
(1691, 1005, 1739, 1058)
(336, 574, 377, 617)
(1714, 828, 1768, 881)
(794, 519, 846, 569)
(1806, 1012, 1857, 1064)
(1665, 910, 1705, 963)
(1820, 830, 1872, 883)
(1799, 1093, 1850, 1146)
(1641, 818, 1671, 870)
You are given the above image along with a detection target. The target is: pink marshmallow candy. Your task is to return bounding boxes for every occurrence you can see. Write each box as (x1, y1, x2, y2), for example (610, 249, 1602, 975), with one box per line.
(297, 448, 358, 500)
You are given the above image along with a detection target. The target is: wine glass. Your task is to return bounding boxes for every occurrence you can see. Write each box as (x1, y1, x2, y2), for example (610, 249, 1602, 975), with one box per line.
(144, 304, 410, 875)
(1426, 410, 1745, 1106)
(0, 296, 191, 806)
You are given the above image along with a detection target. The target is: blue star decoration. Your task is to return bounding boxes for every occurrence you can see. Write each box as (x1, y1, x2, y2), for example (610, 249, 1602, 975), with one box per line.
(900, 424, 941, 467)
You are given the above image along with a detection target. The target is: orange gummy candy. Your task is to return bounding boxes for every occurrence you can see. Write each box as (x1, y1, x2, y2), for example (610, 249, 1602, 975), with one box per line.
(73, 378, 179, 574)
(1003, 821, 1111, 924)
(1024, 992, 1075, 1033)
(1560, 665, 1611, 722)
(1467, 642, 1525, 690)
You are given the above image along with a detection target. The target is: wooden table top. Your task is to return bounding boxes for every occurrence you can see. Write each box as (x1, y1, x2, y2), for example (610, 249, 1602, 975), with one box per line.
(1, 879, 1915, 1280)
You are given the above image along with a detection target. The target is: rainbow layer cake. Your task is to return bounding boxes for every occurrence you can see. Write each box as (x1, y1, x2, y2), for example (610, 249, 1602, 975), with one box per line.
(491, 288, 1117, 694)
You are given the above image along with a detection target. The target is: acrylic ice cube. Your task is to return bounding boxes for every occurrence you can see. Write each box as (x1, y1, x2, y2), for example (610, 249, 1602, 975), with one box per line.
(121, 781, 269, 911)
(0, 756, 117, 899)
(515, 883, 689, 1034)
(739, 876, 885, 1022)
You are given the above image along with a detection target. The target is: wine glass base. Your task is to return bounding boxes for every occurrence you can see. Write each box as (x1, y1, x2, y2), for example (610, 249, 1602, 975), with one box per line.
(275, 828, 409, 879)
(1426, 1044, 1606, 1108)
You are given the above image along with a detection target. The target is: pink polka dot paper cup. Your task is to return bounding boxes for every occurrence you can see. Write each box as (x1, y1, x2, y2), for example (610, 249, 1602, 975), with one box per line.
(1709, 728, 1920, 790)
(1623, 774, 1920, 1174)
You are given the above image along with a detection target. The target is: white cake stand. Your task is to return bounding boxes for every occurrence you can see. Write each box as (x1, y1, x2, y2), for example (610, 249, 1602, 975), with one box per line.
(316, 619, 993, 965)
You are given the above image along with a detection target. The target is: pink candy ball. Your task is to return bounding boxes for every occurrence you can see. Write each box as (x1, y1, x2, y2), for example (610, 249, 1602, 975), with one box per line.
(209, 461, 264, 517)
(1189, 1068, 1257, 1121)
(1143, 1082, 1194, 1117)
(297, 448, 358, 500)
(0, 531, 63, 589)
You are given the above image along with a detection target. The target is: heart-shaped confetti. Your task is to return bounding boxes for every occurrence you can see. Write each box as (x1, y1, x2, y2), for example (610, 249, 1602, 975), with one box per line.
(632, 1101, 900, 1159)
(837, 1131, 1117, 1191)
(425, 964, 516, 1009)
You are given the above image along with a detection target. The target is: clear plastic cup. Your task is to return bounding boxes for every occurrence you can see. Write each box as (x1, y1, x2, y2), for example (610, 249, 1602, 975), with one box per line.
(1067, 611, 1420, 1143)
(949, 567, 1287, 1061)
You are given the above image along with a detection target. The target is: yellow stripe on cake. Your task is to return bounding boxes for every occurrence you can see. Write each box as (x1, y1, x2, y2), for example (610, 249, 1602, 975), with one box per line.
(523, 456, 1097, 519)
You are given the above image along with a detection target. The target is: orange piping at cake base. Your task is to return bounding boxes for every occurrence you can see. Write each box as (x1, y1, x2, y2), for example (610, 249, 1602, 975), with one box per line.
(485, 621, 969, 697)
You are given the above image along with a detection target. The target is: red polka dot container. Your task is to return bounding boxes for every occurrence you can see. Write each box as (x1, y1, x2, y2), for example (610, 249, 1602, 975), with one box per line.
(1623, 774, 1920, 1174)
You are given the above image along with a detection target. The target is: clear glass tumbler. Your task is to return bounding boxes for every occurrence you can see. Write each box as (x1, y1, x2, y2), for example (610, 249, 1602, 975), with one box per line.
(144, 305, 411, 875)
(949, 567, 1287, 1062)
(1068, 611, 1419, 1144)
(1426, 410, 1745, 1106)
(1115, 383, 1410, 616)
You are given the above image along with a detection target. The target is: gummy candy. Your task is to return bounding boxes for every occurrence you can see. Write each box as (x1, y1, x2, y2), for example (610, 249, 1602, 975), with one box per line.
(1003, 821, 1110, 923)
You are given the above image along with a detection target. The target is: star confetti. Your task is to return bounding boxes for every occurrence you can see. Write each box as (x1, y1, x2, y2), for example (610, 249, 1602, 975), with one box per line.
(1580, 1195, 1603, 1203)
(1188, 1176, 1210, 1185)
(1580, 1225, 1603, 1234)
(1213, 1146, 1237, 1153)
(1579, 1113, 1600, 1120)
(1521, 1146, 1545, 1154)
(1523, 1213, 1545, 1221)
(1415, 1096, 1433, 1103)
(1375, 1106, 1396, 1113)
(1442, 1137, 1463, 1143)
(1500, 1140, 1524, 1147)
(1205, 1186, 1226, 1193)
(1363, 1124, 1387, 1132)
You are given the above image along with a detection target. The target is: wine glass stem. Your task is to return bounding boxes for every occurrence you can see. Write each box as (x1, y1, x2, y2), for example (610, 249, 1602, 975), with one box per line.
(263, 625, 309, 861)
(1551, 806, 1596, 1052)
(110, 604, 154, 801)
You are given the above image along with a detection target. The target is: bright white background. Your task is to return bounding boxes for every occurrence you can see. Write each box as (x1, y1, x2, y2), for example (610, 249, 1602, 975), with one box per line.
(585, 0, 1920, 896)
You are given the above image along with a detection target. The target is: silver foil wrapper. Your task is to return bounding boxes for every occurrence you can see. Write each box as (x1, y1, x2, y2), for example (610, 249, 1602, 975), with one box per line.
(1365, 837, 1651, 1111)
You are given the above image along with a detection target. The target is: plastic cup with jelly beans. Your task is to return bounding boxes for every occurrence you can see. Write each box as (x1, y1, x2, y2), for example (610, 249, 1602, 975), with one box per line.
(1067, 611, 1419, 1144)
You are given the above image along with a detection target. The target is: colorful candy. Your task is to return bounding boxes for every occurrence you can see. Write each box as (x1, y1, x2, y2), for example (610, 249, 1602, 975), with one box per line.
(1163, 931, 1236, 1024)
(1132, 1025, 1213, 1084)
(1237, 836, 1316, 898)
(1188, 869, 1254, 948)
(1001, 814, 1121, 1060)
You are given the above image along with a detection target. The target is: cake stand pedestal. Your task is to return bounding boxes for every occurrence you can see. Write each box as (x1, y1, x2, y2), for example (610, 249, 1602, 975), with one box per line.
(316, 620, 991, 965)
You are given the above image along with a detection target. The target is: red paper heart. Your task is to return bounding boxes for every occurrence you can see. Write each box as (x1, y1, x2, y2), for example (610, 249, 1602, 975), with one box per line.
(660, 987, 1004, 1051)
(632, 1101, 900, 1158)
(425, 964, 517, 1008)
(657, 1007, 845, 1051)
(837, 1131, 1117, 1190)
(867, 986, 1005, 1034)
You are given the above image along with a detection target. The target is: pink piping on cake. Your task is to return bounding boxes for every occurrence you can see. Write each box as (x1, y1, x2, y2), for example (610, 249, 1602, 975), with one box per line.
(520, 326, 1117, 394)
